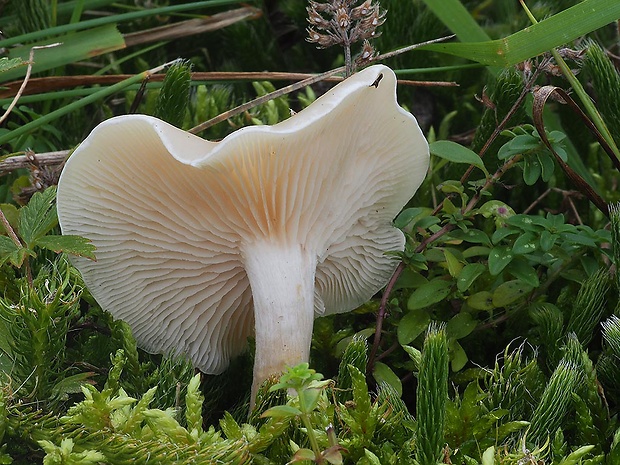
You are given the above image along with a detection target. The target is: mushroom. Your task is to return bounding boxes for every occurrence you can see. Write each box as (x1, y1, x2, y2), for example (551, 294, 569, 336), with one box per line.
(56, 64, 429, 403)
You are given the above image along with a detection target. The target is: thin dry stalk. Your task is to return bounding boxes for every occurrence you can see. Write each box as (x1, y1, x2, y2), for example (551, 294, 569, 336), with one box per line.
(0, 43, 62, 125)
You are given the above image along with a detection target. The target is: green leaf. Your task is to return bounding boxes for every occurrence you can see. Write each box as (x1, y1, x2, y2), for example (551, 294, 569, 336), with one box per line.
(419, 0, 620, 67)
(290, 448, 316, 462)
(373, 362, 402, 397)
(430, 140, 488, 176)
(522, 154, 542, 185)
(512, 232, 537, 255)
(556, 445, 595, 465)
(35, 235, 96, 260)
(443, 249, 463, 277)
(540, 230, 558, 251)
(446, 312, 477, 340)
(538, 152, 555, 182)
(394, 207, 426, 229)
(488, 246, 514, 275)
(3, 25, 125, 82)
(261, 405, 302, 419)
(363, 449, 382, 465)
(467, 291, 494, 310)
(457, 263, 486, 292)
(407, 279, 452, 310)
(449, 339, 468, 371)
(0, 57, 27, 74)
(0, 236, 19, 262)
(496, 421, 530, 440)
(492, 280, 533, 307)
(481, 446, 495, 465)
(507, 259, 539, 287)
(18, 187, 58, 247)
(449, 228, 492, 246)
(398, 308, 431, 345)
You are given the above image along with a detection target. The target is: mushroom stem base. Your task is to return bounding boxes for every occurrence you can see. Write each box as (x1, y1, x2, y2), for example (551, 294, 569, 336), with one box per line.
(243, 242, 317, 405)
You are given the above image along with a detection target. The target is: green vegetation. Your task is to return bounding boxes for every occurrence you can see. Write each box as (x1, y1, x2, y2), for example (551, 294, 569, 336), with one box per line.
(1, 0, 620, 463)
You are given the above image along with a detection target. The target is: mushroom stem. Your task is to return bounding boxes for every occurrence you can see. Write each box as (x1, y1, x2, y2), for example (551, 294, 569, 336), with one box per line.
(242, 241, 317, 404)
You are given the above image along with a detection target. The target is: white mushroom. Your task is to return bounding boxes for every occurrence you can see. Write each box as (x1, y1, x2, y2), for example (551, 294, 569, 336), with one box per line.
(56, 64, 429, 402)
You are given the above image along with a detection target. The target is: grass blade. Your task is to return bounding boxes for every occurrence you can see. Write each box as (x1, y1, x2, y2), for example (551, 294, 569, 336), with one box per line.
(418, 0, 620, 67)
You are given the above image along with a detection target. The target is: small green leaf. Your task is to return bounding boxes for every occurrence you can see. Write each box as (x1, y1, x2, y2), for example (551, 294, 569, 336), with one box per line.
(446, 312, 477, 340)
(496, 421, 530, 440)
(507, 259, 539, 287)
(450, 228, 492, 246)
(363, 449, 382, 465)
(481, 446, 495, 465)
(556, 445, 595, 465)
(467, 291, 494, 310)
(407, 279, 452, 310)
(512, 232, 537, 255)
(430, 140, 488, 176)
(394, 207, 426, 229)
(488, 246, 513, 275)
(449, 340, 468, 371)
(522, 155, 542, 185)
(540, 230, 558, 251)
(457, 263, 486, 292)
(290, 448, 316, 462)
(261, 405, 302, 419)
(492, 280, 533, 307)
(35, 235, 96, 260)
(538, 152, 555, 181)
(372, 362, 402, 397)
(443, 249, 463, 277)
(398, 308, 431, 345)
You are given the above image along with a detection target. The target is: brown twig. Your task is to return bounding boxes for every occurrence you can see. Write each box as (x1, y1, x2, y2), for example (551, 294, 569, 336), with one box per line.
(189, 34, 455, 134)
(0, 150, 68, 176)
(0, 72, 456, 99)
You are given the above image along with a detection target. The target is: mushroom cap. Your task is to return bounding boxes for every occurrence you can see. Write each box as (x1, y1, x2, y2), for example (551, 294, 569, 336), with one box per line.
(57, 65, 429, 374)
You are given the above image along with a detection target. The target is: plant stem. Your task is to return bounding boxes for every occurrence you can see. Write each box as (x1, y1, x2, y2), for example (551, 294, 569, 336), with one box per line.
(297, 393, 324, 463)
(519, 0, 620, 166)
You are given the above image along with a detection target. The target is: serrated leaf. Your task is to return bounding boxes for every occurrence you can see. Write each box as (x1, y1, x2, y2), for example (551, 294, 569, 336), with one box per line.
(261, 405, 302, 419)
(430, 140, 488, 176)
(488, 246, 514, 275)
(398, 308, 431, 345)
(0, 236, 19, 259)
(492, 280, 533, 307)
(18, 187, 58, 247)
(457, 263, 486, 292)
(407, 279, 452, 310)
(35, 235, 96, 260)
(0, 57, 26, 74)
